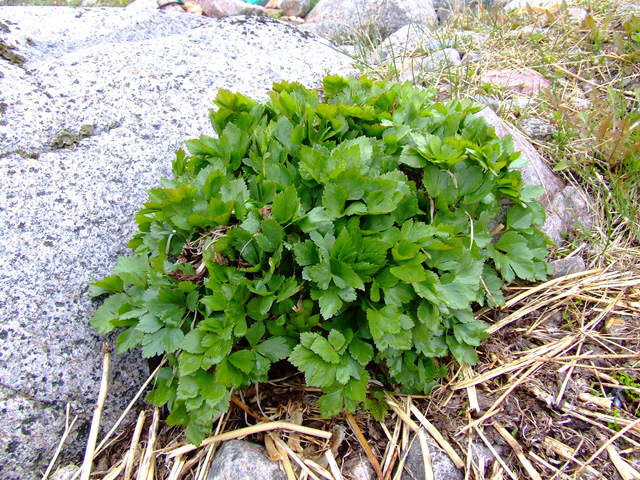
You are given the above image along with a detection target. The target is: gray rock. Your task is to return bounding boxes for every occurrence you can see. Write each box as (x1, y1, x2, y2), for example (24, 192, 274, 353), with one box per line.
(474, 107, 594, 245)
(462, 50, 483, 63)
(50, 465, 80, 480)
(433, 0, 487, 23)
(422, 47, 461, 69)
(550, 257, 587, 278)
(400, 430, 463, 480)
(207, 440, 287, 480)
(504, 0, 561, 11)
(617, 2, 640, 15)
(0, 8, 354, 480)
(468, 441, 501, 477)
(283, 0, 311, 17)
(472, 94, 502, 112)
(343, 454, 376, 480)
(567, 7, 588, 23)
(267, 0, 311, 17)
(396, 48, 460, 82)
(519, 117, 558, 142)
(304, 0, 437, 43)
(455, 30, 489, 47)
(378, 23, 437, 61)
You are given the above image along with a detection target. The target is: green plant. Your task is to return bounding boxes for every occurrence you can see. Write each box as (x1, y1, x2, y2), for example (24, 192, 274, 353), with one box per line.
(89, 75, 551, 444)
(623, 14, 640, 43)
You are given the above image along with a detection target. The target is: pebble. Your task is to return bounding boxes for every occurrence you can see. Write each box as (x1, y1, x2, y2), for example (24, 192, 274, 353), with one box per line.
(550, 257, 587, 278)
(519, 117, 558, 142)
(207, 440, 287, 480)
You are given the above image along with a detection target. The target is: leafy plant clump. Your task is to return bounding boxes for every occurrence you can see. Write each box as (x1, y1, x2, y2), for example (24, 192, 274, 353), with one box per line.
(90, 75, 551, 444)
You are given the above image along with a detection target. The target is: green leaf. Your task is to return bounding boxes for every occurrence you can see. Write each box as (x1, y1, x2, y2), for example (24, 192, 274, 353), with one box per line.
(328, 329, 346, 352)
(141, 329, 168, 358)
(293, 241, 319, 266)
(310, 336, 341, 364)
(318, 389, 344, 417)
(89, 276, 124, 297)
(323, 75, 349, 97)
(447, 335, 478, 365)
(246, 295, 275, 321)
(390, 263, 426, 283)
(349, 337, 374, 365)
(289, 344, 336, 388)
(116, 327, 144, 353)
(163, 327, 185, 352)
(228, 350, 256, 374)
(453, 321, 489, 347)
(112, 254, 150, 288)
(494, 231, 537, 281)
(185, 421, 206, 446)
(506, 205, 533, 230)
(180, 329, 207, 354)
(215, 358, 247, 387)
(90, 293, 129, 334)
(364, 391, 389, 421)
(345, 373, 369, 402)
(135, 313, 164, 333)
(272, 186, 299, 224)
(246, 321, 266, 347)
(367, 305, 401, 339)
(256, 218, 285, 253)
(255, 337, 292, 362)
(179, 352, 203, 376)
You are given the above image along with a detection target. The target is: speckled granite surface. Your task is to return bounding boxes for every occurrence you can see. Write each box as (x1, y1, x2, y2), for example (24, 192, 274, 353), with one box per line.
(0, 8, 354, 478)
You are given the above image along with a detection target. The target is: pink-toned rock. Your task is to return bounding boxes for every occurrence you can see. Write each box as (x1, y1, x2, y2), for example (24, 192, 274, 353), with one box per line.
(474, 107, 593, 244)
(266, 0, 310, 17)
(197, 0, 265, 18)
(571, 97, 591, 109)
(481, 68, 550, 96)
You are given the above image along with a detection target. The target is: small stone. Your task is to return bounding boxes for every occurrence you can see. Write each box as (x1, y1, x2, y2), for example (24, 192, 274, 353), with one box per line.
(51, 465, 80, 480)
(567, 7, 588, 23)
(617, 3, 640, 15)
(571, 97, 591, 109)
(461, 50, 482, 63)
(397, 49, 461, 83)
(469, 441, 501, 476)
(454, 30, 489, 48)
(422, 48, 461, 70)
(550, 257, 587, 278)
(472, 94, 502, 112)
(343, 454, 376, 480)
(504, 0, 562, 11)
(519, 117, 558, 142)
(207, 440, 287, 480)
(400, 429, 463, 480)
(266, 0, 310, 17)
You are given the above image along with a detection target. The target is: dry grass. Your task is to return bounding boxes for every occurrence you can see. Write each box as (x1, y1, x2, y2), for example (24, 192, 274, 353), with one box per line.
(47, 263, 640, 480)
